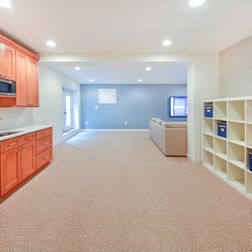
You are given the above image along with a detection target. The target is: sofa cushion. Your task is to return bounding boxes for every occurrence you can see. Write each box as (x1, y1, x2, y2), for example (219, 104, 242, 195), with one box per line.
(167, 122, 187, 128)
(151, 118, 163, 124)
(160, 121, 171, 128)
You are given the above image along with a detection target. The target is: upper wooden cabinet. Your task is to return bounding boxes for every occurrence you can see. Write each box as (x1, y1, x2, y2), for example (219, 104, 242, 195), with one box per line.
(0, 34, 40, 107)
(16, 51, 39, 107)
(16, 51, 27, 106)
(26, 57, 39, 107)
(0, 42, 16, 81)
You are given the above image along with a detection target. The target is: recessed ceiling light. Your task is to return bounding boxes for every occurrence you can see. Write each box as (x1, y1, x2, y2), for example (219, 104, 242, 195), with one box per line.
(162, 40, 172, 47)
(89, 79, 94, 82)
(0, 0, 12, 8)
(189, 0, 205, 8)
(75, 66, 81, 71)
(46, 40, 56, 47)
(145, 67, 152, 71)
(138, 79, 143, 82)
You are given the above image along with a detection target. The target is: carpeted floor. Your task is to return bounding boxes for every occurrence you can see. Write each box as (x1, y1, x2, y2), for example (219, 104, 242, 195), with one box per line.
(1, 132, 252, 252)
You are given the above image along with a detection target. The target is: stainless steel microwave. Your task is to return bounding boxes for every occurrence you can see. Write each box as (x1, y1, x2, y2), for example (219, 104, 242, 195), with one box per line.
(0, 78, 16, 96)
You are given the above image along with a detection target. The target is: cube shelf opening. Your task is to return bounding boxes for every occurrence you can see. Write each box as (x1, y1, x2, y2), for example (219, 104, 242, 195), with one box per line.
(214, 155, 227, 175)
(204, 102, 213, 118)
(228, 100, 245, 122)
(214, 137, 227, 158)
(246, 172, 252, 193)
(228, 121, 245, 145)
(203, 150, 213, 169)
(246, 124, 252, 147)
(246, 100, 252, 123)
(228, 162, 245, 187)
(214, 101, 226, 119)
(203, 118, 213, 135)
(215, 120, 227, 139)
(203, 134, 213, 151)
(228, 142, 245, 169)
(246, 148, 252, 172)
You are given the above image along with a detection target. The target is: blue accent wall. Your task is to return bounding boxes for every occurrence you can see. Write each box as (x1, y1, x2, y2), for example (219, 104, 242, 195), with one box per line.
(81, 84, 187, 129)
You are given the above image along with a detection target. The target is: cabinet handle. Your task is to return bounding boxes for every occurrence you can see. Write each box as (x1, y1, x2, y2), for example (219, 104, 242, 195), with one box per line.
(25, 137, 33, 140)
(8, 142, 18, 147)
(43, 142, 49, 146)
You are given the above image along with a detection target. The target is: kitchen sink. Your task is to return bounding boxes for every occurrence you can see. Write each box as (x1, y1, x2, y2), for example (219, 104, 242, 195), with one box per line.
(0, 131, 22, 137)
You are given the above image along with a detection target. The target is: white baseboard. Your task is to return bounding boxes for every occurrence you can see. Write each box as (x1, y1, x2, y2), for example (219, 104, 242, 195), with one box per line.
(63, 129, 81, 141)
(81, 129, 149, 133)
(187, 154, 202, 163)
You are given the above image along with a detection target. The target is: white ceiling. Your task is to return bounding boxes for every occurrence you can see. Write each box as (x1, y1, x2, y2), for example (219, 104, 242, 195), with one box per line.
(43, 62, 188, 84)
(0, 0, 252, 54)
(1, 0, 251, 84)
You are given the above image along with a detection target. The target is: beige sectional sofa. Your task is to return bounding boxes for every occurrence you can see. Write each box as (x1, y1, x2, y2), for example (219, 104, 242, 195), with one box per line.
(149, 118, 187, 157)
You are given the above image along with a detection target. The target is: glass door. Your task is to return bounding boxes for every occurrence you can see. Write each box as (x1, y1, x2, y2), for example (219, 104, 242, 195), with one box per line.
(63, 91, 73, 132)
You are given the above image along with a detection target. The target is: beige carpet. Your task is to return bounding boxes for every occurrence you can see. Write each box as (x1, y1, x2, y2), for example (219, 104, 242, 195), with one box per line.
(1, 132, 252, 252)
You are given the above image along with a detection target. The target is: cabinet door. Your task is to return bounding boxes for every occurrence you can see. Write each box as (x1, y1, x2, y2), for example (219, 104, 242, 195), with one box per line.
(0, 41, 16, 81)
(16, 51, 28, 106)
(27, 57, 39, 107)
(0, 148, 20, 196)
(20, 141, 36, 181)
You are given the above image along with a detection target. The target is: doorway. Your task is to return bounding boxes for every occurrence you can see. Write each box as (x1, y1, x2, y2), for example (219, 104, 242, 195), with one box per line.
(63, 90, 74, 132)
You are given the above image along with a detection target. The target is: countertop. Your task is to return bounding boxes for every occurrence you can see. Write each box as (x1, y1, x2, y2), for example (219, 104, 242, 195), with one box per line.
(0, 125, 53, 142)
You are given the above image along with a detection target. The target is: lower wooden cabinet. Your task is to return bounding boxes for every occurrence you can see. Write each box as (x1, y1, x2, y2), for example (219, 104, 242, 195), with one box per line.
(20, 141, 36, 181)
(0, 127, 53, 198)
(0, 147, 20, 196)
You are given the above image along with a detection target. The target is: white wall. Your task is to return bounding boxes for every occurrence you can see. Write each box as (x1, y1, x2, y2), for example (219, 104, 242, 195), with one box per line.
(0, 108, 33, 130)
(220, 36, 252, 97)
(33, 65, 80, 145)
(186, 54, 220, 161)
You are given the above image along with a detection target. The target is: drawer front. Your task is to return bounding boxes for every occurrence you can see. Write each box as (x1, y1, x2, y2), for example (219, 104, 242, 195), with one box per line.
(1, 137, 19, 153)
(36, 128, 52, 140)
(19, 133, 35, 145)
(36, 135, 52, 154)
(37, 148, 52, 170)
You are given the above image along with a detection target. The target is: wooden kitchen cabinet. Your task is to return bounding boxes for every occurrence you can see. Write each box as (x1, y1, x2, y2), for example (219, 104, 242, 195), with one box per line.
(0, 33, 40, 108)
(16, 51, 27, 106)
(0, 127, 53, 198)
(26, 57, 39, 107)
(20, 141, 36, 181)
(0, 147, 20, 196)
(36, 128, 53, 170)
(0, 40, 16, 81)
(16, 51, 39, 107)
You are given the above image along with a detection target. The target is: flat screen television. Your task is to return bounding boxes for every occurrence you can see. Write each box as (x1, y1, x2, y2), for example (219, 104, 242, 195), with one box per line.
(169, 96, 188, 118)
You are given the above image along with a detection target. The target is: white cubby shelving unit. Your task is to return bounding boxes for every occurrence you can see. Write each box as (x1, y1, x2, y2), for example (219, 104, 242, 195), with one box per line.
(202, 97, 252, 199)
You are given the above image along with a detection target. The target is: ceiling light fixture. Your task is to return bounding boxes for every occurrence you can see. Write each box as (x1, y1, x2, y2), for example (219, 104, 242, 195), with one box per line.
(89, 79, 94, 82)
(75, 66, 81, 71)
(162, 40, 172, 47)
(0, 0, 12, 8)
(138, 79, 143, 82)
(46, 40, 56, 47)
(145, 67, 152, 71)
(189, 0, 205, 8)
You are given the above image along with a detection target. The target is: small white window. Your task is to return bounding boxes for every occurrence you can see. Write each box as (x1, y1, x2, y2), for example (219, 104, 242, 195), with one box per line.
(98, 89, 116, 104)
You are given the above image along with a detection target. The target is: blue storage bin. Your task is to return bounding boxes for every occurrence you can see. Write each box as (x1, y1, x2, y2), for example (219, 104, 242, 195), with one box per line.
(217, 122, 227, 138)
(204, 105, 213, 118)
(249, 152, 252, 172)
